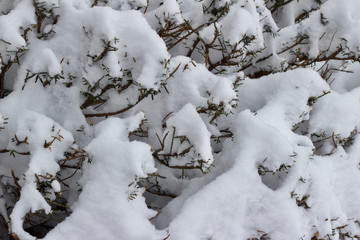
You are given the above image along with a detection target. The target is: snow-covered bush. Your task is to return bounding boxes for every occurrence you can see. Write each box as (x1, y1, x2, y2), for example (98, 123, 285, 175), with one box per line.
(1, 0, 360, 239)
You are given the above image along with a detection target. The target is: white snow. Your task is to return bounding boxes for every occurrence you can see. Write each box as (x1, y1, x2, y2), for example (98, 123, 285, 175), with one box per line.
(166, 103, 213, 169)
(43, 113, 165, 240)
(1, 1, 360, 240)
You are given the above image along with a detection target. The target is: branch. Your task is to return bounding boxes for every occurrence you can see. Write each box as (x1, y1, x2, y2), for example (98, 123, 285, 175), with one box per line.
(0, 149, 30, 155)
(152, 152, 204, 171)
(91, 0, 98, 7)
(11, 170, 21, 190)
(84, 94, 146, 118)
(145, 189, 177, 199)
(32, 0, 46, 33)
(269, 0, 295, 13)
(0, 61, 12, 98)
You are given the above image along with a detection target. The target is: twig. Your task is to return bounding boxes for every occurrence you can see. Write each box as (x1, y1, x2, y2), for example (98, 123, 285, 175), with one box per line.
(0, 149, 30, 155)
(84, 94, 146, 118)
(11, 170, 21, 190)
(91, 0, 98, 7)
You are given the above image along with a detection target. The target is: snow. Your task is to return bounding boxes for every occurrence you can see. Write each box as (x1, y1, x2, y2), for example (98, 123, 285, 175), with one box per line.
(51, 180, 61, 193)
(310, 88, 360, 137)
(146, 0, 183, 28)
(8, 111, 75, 240)
(1, 0, 360, 240)
(217, 1, 263, 46)
(29, 48, 62, 76)
(166, 103, 213, 169)
(43, 113, 165, 240)
(161, 110, 309, 240)
(0, 0, 35, 61)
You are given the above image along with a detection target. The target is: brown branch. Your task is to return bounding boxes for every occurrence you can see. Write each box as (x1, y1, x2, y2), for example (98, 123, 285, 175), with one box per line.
(152, 152, 203, 171)
(45, 199, 70, 209)
(84, 94, 146, 118)
(143, 0, 149, 14)
(117, 80, 133, 94)
(166, 63, 181, 80)
(81, 80, 133, 110)
(270, 0, 295, 13)
(186, 37, 200, 57)
(92, 41, 118, 62)
(295, 11, 309, 23)
(167, 23, 205, 51)
(163, 233, 171, 240)
(158, 145, 193, 158)
(208, 42, 242, 71)
(81, 99, 107, 109)
(149, 211, 161, 221)
(211, 133, 233, 139)
(59, 157, 84, 182)
(0, 60, 12, 98)
(32, 0, 46, 33)
(11, 170, 21, 190)
(145, 189, 177, 198)
(0, 149, 30, 155)
(91, 0, 98, 7)
(59, 165, 79, 169)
